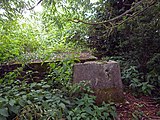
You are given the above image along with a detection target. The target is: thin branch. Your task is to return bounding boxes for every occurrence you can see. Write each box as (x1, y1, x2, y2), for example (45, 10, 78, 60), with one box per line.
(116, 0, 157, 21)
(68, 0, 156, 25)
(114, 0, 156, 28)
(100, 0, 156, 39)
(28, 0, 43, 10)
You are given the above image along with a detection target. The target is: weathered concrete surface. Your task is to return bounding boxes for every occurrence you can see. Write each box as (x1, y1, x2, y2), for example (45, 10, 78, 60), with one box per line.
(0, 52, 97, 78)
(73, 61, 124, 104)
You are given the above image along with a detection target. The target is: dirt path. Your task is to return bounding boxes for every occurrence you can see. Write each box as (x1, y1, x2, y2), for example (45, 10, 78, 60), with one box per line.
(116, 92, 160, 120)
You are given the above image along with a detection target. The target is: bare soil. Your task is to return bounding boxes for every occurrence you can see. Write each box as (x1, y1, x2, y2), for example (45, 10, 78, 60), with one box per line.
(116, 92, 160, 120)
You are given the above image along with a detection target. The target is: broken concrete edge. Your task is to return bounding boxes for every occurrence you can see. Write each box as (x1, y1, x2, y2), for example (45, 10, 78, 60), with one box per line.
(0, 58, 97, 76)
(0, 52, 97, 66)
(76, 60, 117, 65)
(0, 54, 97, 79)
(0, 57, 97, 67)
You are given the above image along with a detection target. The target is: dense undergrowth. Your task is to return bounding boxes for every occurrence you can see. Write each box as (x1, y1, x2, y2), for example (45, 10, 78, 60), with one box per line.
(105, 56, 159, 98)
(0, 59, 117, 120)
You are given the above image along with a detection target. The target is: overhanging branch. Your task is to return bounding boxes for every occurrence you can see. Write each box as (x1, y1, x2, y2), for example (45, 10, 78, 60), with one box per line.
(68, 0, 156, 25)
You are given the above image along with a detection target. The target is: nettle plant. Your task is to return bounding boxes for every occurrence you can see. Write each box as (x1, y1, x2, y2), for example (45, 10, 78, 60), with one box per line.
(105, 56, 154, 96)
(122, 66, 154, 96)
(0, 59, 117, 120)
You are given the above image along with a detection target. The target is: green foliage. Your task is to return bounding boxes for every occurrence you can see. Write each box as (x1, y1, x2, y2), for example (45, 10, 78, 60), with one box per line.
(0, 59, 117, 120)
(0, 19, 41, 64)
(130, 79, 154, 96)
(122, 66, 139, 86)
(132, 110, 144, 120)
(106, 54, 155, 96)
(47, 58, 75, 86)
(0, 1, 90, 64)
(121, 65, 154, 96)
(0, 0, 26, 20)
(0, 20, 21, 63)
(67, 95, 117, 120)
